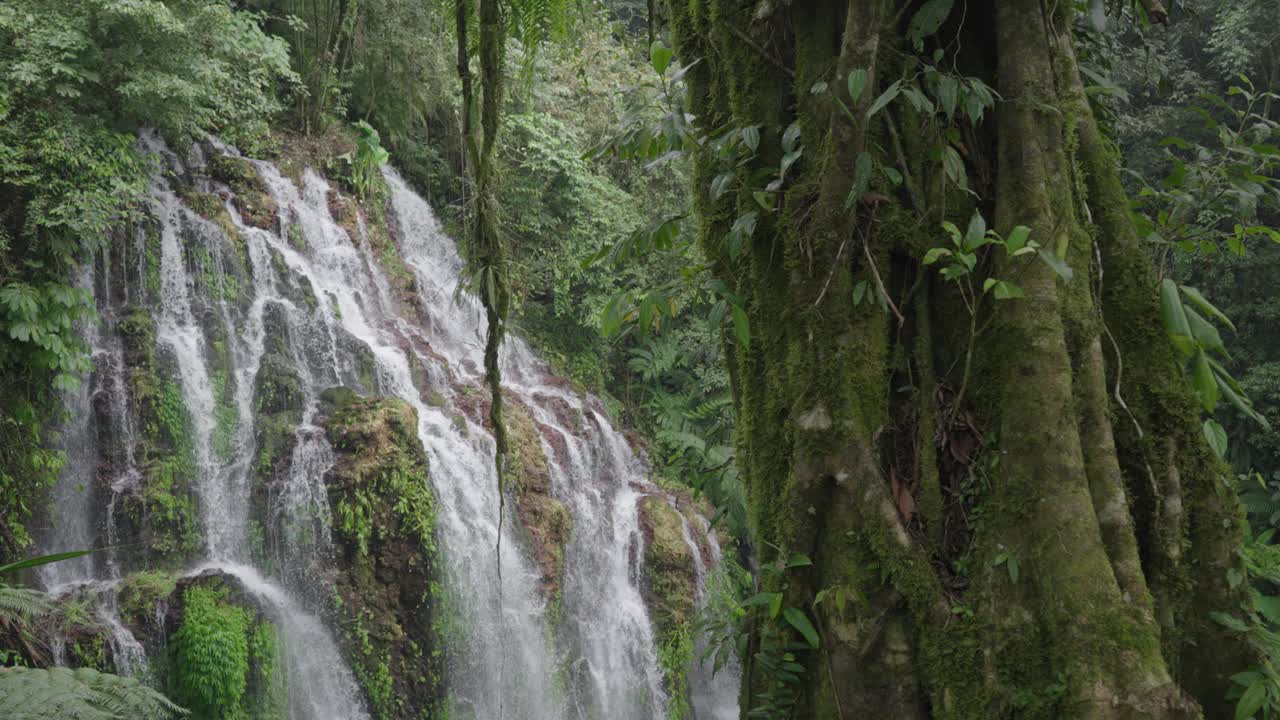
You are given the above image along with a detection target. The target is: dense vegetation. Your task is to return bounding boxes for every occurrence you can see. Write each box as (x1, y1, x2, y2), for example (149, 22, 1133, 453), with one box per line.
(1, 0, 1279, 718)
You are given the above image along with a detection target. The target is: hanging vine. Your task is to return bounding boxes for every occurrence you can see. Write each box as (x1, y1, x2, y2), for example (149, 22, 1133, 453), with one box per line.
(456, 0, 510, 623)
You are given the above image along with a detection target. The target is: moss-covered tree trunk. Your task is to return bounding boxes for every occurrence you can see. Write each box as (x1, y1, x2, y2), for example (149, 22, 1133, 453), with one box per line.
(668, 1, 1254, 717)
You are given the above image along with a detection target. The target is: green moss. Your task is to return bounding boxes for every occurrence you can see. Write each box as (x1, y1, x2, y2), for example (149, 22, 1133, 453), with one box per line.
(637, 495, 696, 712)
(322, 393, 446, 717)
(247, 620, 288, 720)
(180, 189, 246, 261)
(505, 403, 573, 611)
(208, 154, 278, 231)
(117, 570, 178, 626)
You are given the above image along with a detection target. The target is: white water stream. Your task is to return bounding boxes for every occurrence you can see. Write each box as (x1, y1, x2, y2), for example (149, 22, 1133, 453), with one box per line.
(35, 134, 739, 719)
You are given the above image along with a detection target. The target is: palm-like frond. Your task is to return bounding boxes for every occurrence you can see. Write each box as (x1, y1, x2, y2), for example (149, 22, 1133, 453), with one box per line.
(0, 584, 55, 619)
(0, 666, 188, 719)
(508, 0, 578, 79)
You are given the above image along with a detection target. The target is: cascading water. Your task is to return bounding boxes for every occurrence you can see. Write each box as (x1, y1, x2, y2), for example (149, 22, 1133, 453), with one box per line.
(34, 132, 740, 719)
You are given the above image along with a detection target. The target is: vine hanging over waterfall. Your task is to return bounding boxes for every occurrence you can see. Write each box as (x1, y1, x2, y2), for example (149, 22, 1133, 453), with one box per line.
(456, 0, 511, 592)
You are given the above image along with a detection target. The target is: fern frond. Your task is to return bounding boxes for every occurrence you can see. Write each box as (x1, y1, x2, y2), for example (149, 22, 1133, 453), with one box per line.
(0, 584, 55, 620)
(0, 666, 187, 719)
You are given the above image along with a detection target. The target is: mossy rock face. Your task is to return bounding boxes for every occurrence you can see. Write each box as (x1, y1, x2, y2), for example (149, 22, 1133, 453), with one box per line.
(116, 570, 178, 629)
(506, 402, 573, 607)
(249, 351, 306, 574)
(637, 494, 699, 717)
(179, 189, 243, 254)
(321, 392, 445, 719)
(637, 495, 696, 640)
(112, 314, 202, 570)
(207, 154, 278, 232)
(254, 355, 305, 419)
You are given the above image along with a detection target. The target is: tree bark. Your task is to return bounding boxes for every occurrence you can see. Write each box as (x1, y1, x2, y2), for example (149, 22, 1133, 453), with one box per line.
(666, 0, 1254, 717)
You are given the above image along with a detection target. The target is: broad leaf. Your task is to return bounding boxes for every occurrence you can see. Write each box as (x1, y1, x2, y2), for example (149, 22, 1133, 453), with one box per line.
(650, 41, 673, 76)
(866, 80, 902, 119)
(847, 68, 868, 104)
(1191, 349, 1219, 413)
(1203, 419, 1228, 459)
(1179, 285, 1236, 332)
(0, 549, 93, 576)
(782, 607, 821, 649)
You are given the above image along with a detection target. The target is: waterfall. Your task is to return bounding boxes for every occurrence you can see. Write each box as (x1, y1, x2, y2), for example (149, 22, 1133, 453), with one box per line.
(33, 133, 739, 719)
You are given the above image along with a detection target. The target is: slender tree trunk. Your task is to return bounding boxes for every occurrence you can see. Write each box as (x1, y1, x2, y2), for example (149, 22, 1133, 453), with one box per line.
(667, 1, 1254, 717)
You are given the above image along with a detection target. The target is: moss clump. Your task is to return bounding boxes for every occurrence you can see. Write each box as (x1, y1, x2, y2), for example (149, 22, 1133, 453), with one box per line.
(322, 393, 445, 719)
(246, 620, 288, 720)
(637, 496, 696, 638)
(637, 494, 697, 716)
(179, 189, 244, 258)
(506, 403, 573, 609)
(117, 570, 178, 628)
(207, 154, 278, 231)
(118, 310, 201, 566)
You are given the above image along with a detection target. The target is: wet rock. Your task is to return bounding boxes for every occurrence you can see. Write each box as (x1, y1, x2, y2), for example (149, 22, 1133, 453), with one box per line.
(320, 392, 445, 719)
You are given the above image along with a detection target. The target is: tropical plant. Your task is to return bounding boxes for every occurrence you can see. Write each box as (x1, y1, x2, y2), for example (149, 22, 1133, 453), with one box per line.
(0, 667, 188, 720)
(0, 550, 188, 719)
(342, 120, 391, 200)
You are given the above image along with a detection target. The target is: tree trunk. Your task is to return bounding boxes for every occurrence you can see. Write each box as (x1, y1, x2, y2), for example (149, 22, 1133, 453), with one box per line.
(667, 1, 1254, 717)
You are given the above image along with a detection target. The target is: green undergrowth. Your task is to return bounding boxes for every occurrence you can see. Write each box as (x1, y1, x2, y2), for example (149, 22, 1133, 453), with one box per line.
(172, 581, 286, 720)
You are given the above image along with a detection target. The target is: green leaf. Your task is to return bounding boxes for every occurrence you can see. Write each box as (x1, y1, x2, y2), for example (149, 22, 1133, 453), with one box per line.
(847, 68, 868, 104)
(650, 41, 674, 76)
(1233, 671, 1264, 688)
(710, 173, 734, 201)
(1179, 285, 1236, 332)
(1186, 308, 1227, 357)
(733, 305, 750, 351)
(1236, 680, 1266, 720)
(991, 281, 1024, 300)
(1203, 419, 1227, 459)
(937, 75, 959, 118)
(852, 280, 869, 305)
(1037, 249, 1074, 283)
(1006, 555, 1020, 584)
(922, 248, 952, 265)
(782, 607, 821, 649)
(1192, 349, 1219, 413)
(0, 549, 93, 576)
(1006, 226, 1031, 254)
(866, 80, 902, 119)
(908, 0, 955, 50)
(782, 122, 802, 153)
(942, 145, 966, 189)
(1217, 373, 1270, 428)
(780, 148, 803, 177)
(847, 152, 873, 208)
(786, 553, 813, 568)
(962, 212, 987, 252)
(1158, 279, 1192, 339)
(1256, 595, 1280, 625)
(743, 592, 780, 609)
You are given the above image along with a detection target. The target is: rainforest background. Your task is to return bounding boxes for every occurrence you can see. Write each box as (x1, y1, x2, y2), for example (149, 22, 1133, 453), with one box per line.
(2, 0, 1280, 718)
